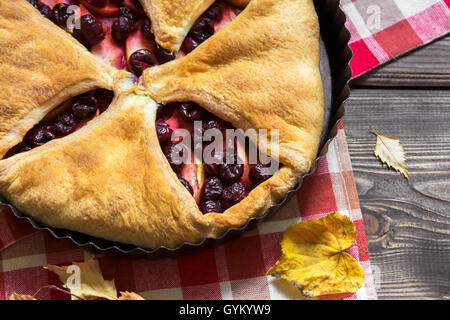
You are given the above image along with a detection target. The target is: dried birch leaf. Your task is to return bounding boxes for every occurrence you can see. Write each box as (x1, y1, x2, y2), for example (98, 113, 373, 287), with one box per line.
(371, 126, 409, 179)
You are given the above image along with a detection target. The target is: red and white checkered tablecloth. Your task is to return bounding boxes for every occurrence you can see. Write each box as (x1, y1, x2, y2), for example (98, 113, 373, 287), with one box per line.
(0, 123, 377, 300)
(1, 0, 449, 300)
(343, 0, 450, 77)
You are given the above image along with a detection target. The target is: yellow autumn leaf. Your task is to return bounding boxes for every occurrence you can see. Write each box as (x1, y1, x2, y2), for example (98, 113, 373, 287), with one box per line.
(44, 259, 117, 300)
(371, 126, 409, 179)
(9, 292, 37, 300)
(118, 291, 145, 300)
(267, 212, 364, 298)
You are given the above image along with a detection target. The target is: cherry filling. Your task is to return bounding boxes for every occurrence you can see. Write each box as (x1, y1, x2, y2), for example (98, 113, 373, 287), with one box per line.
(156, 102, 277, 214)
(128, 49, 158, 76)
(23, 1, 264, 212)
(5, 89, 113, 158)
(111, 7, 138, 42)
(32, 0, 241, 74)
(27, 0, 53, 19)
(52, 3, 71, 25)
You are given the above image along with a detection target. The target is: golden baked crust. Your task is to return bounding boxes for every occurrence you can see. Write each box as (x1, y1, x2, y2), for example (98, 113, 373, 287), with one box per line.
(0, 0, 117, 158)
(0, 91, 203, 249)
(138, 0, 215, 52)
(141, 0, 324, 173)
(0, 90, 300, 249)
(0, 0, 324, 249)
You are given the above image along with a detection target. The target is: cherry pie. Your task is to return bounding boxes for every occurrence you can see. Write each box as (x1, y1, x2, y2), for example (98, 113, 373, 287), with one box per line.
(0, 0, 324, 249)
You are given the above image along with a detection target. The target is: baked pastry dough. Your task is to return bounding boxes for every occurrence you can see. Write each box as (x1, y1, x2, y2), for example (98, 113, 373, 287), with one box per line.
(141, 0, 324, 173)
(0, 0, 324, 249)
(138, 0, 215, 52)
(0, 87, 301, 248)
(0, 0, 117, 158)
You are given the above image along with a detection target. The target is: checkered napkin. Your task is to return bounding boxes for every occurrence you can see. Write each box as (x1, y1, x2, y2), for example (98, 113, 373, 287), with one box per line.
(1, 0, 449, 301)
(343, 0, 450, 78)
(0, 124, 378, 300)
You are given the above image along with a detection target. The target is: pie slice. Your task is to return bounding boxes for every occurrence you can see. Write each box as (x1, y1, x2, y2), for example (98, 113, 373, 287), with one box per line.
(0, 89, 299, 248)
(141, 0, 324, 173)
(0, 0, 120, 158)
(138, 0, 215, 52)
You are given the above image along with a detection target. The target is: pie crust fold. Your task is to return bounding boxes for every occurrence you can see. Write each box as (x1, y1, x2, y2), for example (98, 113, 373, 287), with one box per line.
(0, 0, 119, 158)
(0, 89, 299, 249)
(141, 0, 324, 173)
(138, 0, 215, 52)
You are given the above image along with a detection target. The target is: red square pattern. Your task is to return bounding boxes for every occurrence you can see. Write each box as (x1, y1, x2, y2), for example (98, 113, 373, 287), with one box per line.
(43, 234, 84, 265)
(182, 282, 222, 300)
(408, 2, 450, 42)
(296, 173, 337, 217)
(132, 257, 181, 291)
(0, 208, 38, 251)
(259, 232, 283, 271)
(99, 256, 138, 294)
(178, 248, 219, 287)
(1, 267, 51, 300)
(0, 233, 44, 260)
(314, 156, 330, 175)
(341, 171, 361, 211)
(349, 39, 380, 77)
(224, 235, 266, 281)
(353, 219, 370, 262)
(373, 20, 422, 58)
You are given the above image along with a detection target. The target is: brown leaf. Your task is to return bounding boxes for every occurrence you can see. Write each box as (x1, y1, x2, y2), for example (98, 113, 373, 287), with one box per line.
(371, 126, 409, 179)
(267, 212, 364, 298)
(9, 292, 37, 300)
(118, 291, 145, 300)
(44, 259, 117, 300)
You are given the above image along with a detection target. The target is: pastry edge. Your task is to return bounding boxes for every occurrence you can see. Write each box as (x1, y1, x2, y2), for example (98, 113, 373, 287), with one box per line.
(140, 0, 215, 52)
(0, 90, 310, 250)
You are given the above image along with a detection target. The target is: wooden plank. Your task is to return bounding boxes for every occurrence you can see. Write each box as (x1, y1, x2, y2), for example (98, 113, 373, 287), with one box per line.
(350, 35, 450, 88)
(344, 89, 450, 299)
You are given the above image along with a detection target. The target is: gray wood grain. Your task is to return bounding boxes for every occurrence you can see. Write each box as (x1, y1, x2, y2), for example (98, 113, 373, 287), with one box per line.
(351, 34, 450, 88)
(344, 89, 450, 299)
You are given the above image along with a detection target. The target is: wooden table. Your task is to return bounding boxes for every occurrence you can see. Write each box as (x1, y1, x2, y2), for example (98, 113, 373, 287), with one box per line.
(345, 34, 450, 299)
